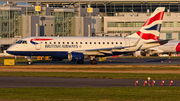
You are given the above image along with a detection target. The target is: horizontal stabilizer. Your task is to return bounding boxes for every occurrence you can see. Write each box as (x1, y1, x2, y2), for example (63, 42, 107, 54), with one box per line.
(146, 39, 174, 45)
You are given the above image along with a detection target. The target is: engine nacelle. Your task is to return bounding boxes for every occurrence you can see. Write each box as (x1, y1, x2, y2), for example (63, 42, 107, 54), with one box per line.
(134, 51, 147, 57)
(68, 52, 84, 62)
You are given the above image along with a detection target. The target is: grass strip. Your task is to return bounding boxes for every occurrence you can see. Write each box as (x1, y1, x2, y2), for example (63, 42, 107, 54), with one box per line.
(0, 72, 180, 80)
(0, 87, 180, 101)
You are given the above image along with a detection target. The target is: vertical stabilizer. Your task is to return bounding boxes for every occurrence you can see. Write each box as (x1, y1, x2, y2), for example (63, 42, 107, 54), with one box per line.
(127, 7, 165, 41)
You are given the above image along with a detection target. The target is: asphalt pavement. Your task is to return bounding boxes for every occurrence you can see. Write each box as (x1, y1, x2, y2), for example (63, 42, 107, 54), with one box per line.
(0, 77, 179, 88)
(0, 57, 180, 88)
(0, 57, 179, 65)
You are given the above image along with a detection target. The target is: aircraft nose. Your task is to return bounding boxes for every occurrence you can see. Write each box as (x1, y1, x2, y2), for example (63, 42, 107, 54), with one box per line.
(176, 42, 180, 52)
(6, 46, 15, 54)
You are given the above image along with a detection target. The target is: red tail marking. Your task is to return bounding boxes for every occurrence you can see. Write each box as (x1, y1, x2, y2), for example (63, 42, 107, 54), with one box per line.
(137, 31, 159, 41)
(143, 11, 164, 27)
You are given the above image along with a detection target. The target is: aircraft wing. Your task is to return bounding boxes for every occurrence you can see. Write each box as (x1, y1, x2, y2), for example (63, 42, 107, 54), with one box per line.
(72, 46, 128, 56)
(73, 39, 141, 56)
(85, 46, 128, 51)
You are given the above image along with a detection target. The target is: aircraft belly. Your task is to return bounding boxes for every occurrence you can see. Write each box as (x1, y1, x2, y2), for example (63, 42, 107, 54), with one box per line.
(160, 46, 176, 53)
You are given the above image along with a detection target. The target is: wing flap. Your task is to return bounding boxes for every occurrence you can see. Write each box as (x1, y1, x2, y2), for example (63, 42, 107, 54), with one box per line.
(99, 50, 113, 54)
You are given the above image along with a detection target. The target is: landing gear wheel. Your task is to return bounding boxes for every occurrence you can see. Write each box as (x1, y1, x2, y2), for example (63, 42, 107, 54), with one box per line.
(77, 61, 84, 64)
(90, 59, 97, 64)
(27, 61, 31, 65)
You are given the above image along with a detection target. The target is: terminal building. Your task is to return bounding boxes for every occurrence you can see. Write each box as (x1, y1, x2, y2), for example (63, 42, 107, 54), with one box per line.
(1, 0, 180, 53)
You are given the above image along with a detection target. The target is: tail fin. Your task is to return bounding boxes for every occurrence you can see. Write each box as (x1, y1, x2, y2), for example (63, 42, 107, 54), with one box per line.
(127, 7, 165, 41)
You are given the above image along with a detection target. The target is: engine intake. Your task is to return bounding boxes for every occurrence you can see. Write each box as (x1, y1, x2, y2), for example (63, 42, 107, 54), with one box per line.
(134, 51, 147, 57)
(68, 52, 84, 61)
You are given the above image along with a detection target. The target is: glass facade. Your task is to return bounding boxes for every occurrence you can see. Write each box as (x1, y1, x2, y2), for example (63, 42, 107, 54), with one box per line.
(26, 11, 43, 16)
(47, 2, 180, 16)
(107, 31, 132, 33)
(166, 33, 172, 39)
(81, 2, 179, 16)
(0, 44, 10, 53)
(178, 33, 180, 40)
(107, 22, 145, 27)
(54, 12, 74, 36)
(107, 22, 180, 27)
(0, 10, 21, 38)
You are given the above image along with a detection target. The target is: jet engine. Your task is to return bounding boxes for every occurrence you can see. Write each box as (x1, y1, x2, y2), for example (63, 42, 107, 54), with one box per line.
(134, 50, 147, 57)
(68, 52, 84, 62)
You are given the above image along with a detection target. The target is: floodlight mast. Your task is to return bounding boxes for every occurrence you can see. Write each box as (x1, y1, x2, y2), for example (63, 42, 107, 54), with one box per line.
(79, 0, 81, 17)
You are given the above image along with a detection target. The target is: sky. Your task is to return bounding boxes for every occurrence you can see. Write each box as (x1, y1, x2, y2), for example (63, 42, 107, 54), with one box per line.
(0, 2, 30, 5)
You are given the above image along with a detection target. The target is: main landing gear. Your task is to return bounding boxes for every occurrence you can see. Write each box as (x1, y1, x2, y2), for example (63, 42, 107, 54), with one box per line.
(77, 61, 84, 64)
(90, 56, 97, 64)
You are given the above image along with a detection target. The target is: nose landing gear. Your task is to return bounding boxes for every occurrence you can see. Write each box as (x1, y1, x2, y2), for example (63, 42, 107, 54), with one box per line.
(27, 61, 31, 65)
(27, 56, 32, 65)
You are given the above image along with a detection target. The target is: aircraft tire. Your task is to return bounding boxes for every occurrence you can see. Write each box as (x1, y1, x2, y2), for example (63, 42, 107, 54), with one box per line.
(77, 61, 84, 64)
(27, 61, 31, 65)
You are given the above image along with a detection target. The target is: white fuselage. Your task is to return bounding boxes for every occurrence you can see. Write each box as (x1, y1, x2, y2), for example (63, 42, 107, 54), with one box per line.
(149, 41, 180, 53)
(8, 37, 137, 52)
(7, 36, 160, 58)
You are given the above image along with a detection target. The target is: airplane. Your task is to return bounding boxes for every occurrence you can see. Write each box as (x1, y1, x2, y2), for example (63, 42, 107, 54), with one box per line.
(7, 7, 167, 65)
(134, 41, 180, 57)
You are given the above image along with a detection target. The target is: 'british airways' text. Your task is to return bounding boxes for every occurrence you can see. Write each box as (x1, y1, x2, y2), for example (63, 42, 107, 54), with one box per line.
(45, 45, 78, 48)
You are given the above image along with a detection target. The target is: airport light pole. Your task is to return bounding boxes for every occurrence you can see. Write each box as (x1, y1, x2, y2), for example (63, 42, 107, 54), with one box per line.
(26, 0, 29, 34)
(79, 0, 80, 17)
(79, 0, 82, 36)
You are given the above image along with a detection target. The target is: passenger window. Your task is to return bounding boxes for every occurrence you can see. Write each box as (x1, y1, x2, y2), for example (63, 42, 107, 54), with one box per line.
(45, 42, 47, 44)
(99, 42, 100, 44)
(76, 42, 78, 44)
(120, 42, 122, 44)
(94, 42, 96, 44)
(112, 42, 113, 44)
(67, 42, 69, 44)
(103, 42, 105, 44)
(80, 42, 82, 44)
(49, 42, 51, 44)
(71, 42, 73, 44)
(54, 42, 56, 44)
(90, 42, 92, 44)
(107, 42, 109, 44)
(63, 42, 65, 44)
(85, 42, 87, 44)
(116, 42, 118, 44)
(58, 42, 60, 44)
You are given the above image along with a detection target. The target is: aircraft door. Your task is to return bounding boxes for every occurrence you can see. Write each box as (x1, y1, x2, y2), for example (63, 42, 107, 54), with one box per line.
(34, 38, 41, 50)
(125, 38, 130, 50)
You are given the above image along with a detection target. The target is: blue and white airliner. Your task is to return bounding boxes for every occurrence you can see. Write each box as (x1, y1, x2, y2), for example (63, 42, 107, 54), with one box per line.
(7, 7, 168, 64)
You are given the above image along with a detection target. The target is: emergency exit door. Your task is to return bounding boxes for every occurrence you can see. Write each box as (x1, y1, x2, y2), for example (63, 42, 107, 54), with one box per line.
(34, 38, 41, 50)
(125, 38, 130, 50)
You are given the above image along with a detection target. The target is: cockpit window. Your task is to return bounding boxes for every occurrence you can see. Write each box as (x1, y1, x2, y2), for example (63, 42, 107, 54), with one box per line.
(23, 41, 27, 44)
(16, 40, 27, 44)
(16, 40, 22, 44)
